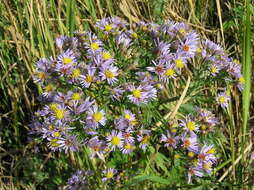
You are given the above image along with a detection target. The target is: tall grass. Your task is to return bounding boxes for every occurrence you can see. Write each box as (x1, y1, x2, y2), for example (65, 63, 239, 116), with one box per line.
(240, 0, 252, 185)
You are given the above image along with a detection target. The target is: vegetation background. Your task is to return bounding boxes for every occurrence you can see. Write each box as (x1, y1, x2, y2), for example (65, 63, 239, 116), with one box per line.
(0, 0, 253, 189)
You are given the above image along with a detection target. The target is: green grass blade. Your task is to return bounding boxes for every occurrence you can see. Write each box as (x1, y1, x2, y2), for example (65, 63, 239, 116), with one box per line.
(241, 0, 252, 164)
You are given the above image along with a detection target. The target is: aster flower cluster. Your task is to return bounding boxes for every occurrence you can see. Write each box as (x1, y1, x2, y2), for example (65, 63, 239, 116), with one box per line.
(160, 107, 218, 184)
(31, 16, 244, 187)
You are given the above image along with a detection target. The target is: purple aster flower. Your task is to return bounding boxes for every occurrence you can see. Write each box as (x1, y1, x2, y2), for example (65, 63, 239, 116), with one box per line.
(121, 142, 135, 154)
(66, 170, 91, 190)
(201, 40, 224, 59)
(56, 36, 78, 50)
(56, 49, 77, 75)
(33, 58, 53, 84)
(51, 104, 69, 125)
(106, 130, 123, 150)
(147, 22, 160, 37)
(197, 144, 216, 164)
(179, 115, 199, 133)
(69, 96, 95, 115)
(162, 63, 177, 82)
(102, 168, 117, 182)
(127, 84, 148, 105)
(210, 63, 222, 76)
(86, 105, 106, 128)
(227, 61, 242, 78)
(126, 29, 139, 40)
(80, 66, 96, 88)
(173, 54, 187, 71)
(87, 136, 106, 158)
(123, 110, 135, 122)
(200, 161, 213, 174)
(161, 130, 179, 148)
(147, 60, 165, 76)
(96, 17, 117, 34)
(67, 66, 83, 84)
(196, 108, 218, 127)
(137, 129, 151, 150)
(111, 16, 128, 28)
(84, 32, 103, 56)
(114, 118, 130, 131)
(110, 86, 125, 101)
(160, 20, 176, 38)
(153, 39, 170, 60)
(174, 22, 189, 34)
(182, 135, 199, 153)
(58, 135, 81, 153)
(99, 64, 119, 85)
(237, 75, 245, 91)
(216, 91, 230, 108)
(178, 32, 199, 58)
(47, 138, 61, 151)
(142, 83, 157, 101)
(122, 130, 135, 143)
(187, 166, 203, 184)
(116, 32, 132, 49)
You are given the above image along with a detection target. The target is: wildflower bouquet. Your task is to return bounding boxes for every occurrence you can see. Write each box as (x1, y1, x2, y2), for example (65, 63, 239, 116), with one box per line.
(31, 17, 243, 189)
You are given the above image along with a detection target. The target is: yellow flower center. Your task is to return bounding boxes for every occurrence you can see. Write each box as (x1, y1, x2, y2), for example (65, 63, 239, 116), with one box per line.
(133, 89, 141, 98)
(142, 26, 148, 31)
(179, 28, 185, 33)
(239, 76, 245, 84)
(85, 75, 93, 83)
(55, 109, 65, 120)
(204, 163, 211, 169)
(104, 24, 113, 32)
(38, 72, 46, 79)
(53, 131, 60, 137)
(184, 139, 191, 147)
(201, 124, 207, 130)
(171, 128, 177, 133)
(176, 59, 184, 69)
(48, 125, 54, 130)
(156, 83, 161, 89)
(130, 119, 137, 126)
(93, 112, 103, 122)
(165, 68, 175, 77)
(50, 139, 60, 147)
(49, 103, 57, 111)
(141, 136, 150, 144)
(196, 47, 202, 53)
(45, 84, 53, 92)
(207, 148, 215, 154)
(174, 154, 180, 159)
(188, 152, 195, 158)
(102, 51, 111, 60)
(187, 121, 196, 131)
(72, 68, 81, 78)
(105, 70, 114, 79)
(72, 93, 81, 101)
(106, 171, 114, 179)
(63, 57, 72, 65)
(211, 67, 217, 73)
(132, 32, 138, 39)
(219, 96, 225, 103)
(125, 114, 131, 120)
(124, 143, 132, 150)
(111, 136, 120, 146)
(91, 42, 99, 51)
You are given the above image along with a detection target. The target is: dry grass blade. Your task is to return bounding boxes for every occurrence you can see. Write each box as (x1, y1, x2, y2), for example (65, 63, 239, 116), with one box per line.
(215, 0, 225, 47)
(155, 76, 191, 127)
